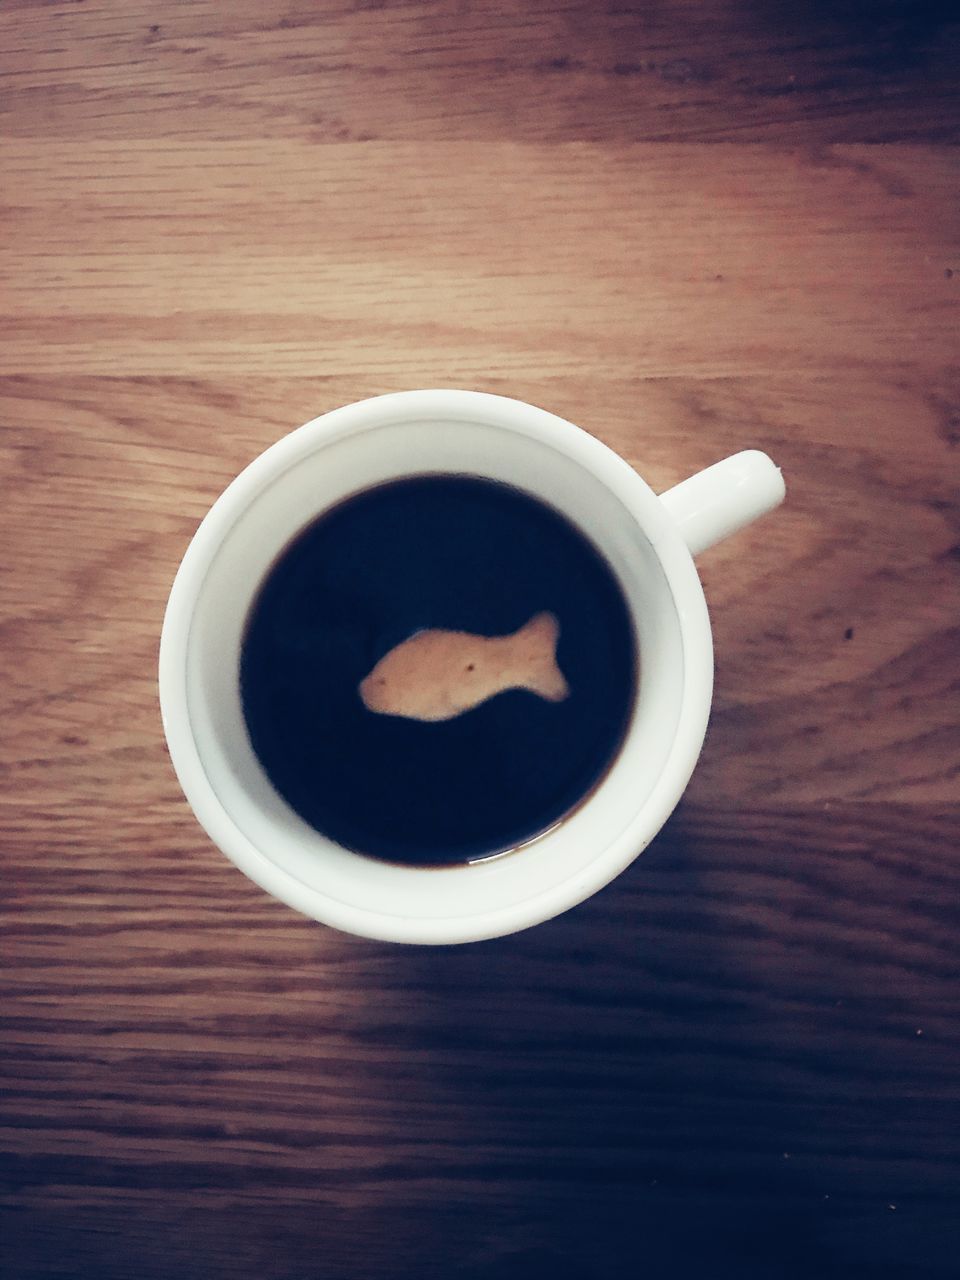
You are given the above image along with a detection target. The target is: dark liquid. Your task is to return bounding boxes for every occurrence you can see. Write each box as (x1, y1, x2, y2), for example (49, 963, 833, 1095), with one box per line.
(241, 476, 636, 866)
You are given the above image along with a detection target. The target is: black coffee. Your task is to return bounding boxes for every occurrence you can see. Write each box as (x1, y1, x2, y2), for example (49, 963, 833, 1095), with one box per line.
(241, 476, 636, 866)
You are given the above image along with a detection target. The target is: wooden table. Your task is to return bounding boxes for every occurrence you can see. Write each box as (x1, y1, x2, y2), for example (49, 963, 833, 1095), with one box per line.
(3, 3, 959, 1277)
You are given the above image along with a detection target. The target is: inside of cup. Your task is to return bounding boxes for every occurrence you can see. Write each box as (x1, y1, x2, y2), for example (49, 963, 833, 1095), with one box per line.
(184, 410, 685, 924)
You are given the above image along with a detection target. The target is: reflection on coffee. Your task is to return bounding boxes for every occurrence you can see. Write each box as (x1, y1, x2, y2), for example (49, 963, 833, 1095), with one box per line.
(240, 476, 637, 866)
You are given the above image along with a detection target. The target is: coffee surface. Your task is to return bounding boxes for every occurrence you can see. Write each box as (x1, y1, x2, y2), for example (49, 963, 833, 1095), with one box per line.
(241, 476, 636, 865)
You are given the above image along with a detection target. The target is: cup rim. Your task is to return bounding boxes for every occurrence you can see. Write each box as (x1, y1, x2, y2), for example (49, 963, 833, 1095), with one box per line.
(159, 390, 713, 943)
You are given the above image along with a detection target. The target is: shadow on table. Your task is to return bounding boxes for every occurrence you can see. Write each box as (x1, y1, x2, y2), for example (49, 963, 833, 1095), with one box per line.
(365, 807, 947, 1280)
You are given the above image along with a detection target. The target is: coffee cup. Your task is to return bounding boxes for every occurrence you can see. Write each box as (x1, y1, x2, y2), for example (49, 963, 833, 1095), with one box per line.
(159, 390, 784, 943)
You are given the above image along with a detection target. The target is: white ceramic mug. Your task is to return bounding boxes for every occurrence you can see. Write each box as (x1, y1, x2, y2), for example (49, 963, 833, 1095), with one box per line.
(159, 391, 784, 944)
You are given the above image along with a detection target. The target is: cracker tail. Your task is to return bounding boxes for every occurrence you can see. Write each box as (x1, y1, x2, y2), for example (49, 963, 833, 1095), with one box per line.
(517, 612, 569, 703)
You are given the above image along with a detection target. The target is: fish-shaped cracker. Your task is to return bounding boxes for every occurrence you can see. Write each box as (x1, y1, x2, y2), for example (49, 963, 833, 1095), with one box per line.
(359, 611, 569, 722)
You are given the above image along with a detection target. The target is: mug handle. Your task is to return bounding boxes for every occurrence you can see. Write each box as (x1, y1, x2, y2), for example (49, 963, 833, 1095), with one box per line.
(658, 450, 786, 557)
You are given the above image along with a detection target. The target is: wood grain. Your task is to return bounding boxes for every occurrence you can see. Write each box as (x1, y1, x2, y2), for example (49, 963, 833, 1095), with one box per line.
(2, 2, 960, 1278)
(1, 0, 959, 144)
(2, 140, 958, 377)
